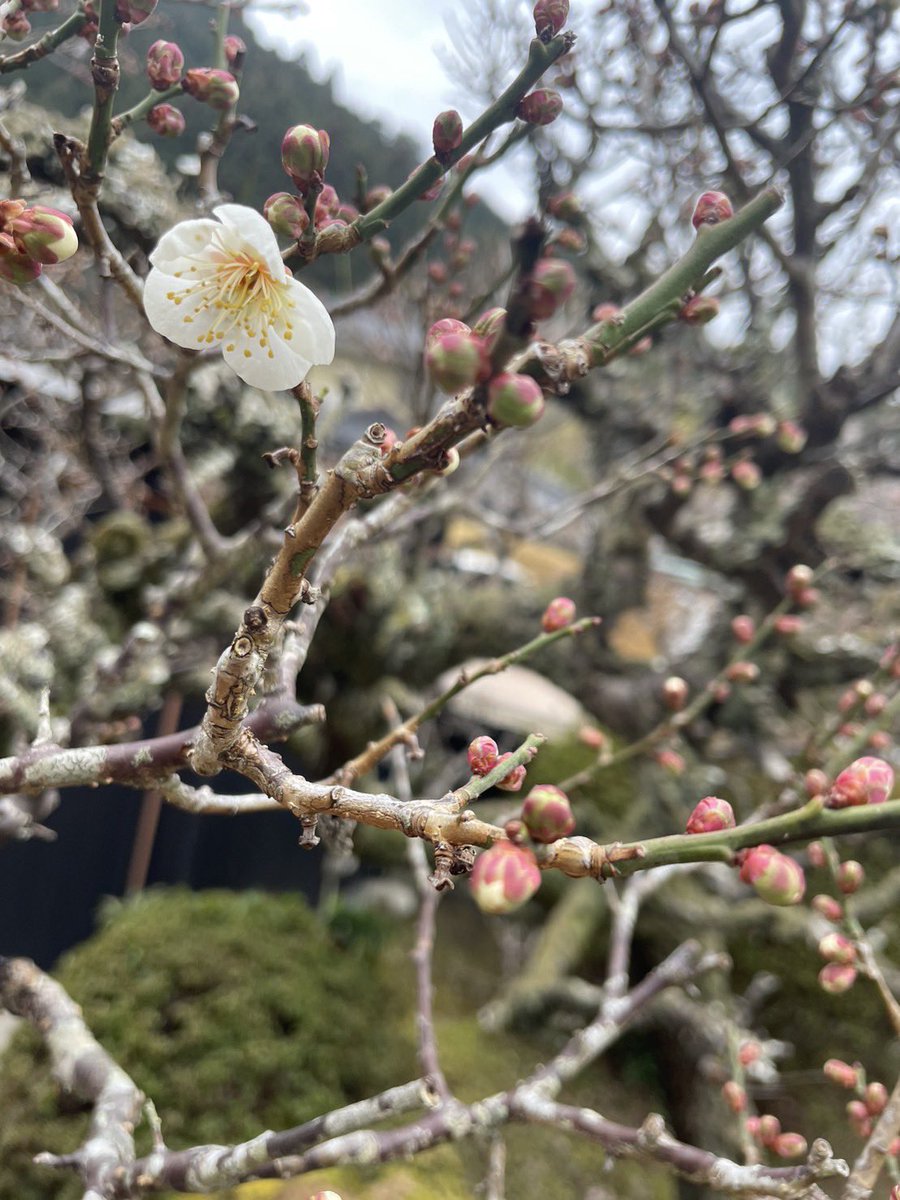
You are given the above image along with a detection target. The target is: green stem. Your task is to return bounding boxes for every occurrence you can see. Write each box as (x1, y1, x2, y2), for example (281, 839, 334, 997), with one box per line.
(111, 84, 183, 139)
(84, 0, 121, 181)
(353, 33, 572, 241)
(0, 8, 88, 73)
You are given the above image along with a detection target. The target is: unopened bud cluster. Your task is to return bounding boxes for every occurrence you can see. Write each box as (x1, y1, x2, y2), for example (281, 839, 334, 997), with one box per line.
(738, 845, 805, 906)
(0, 200, 78, 286)
(744, 1113, 807, 1159)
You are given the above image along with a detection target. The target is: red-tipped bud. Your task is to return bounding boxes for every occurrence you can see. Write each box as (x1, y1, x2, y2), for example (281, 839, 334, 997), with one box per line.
(592, 301, 622, 323)
(807, 839, 827, 866)
(427, 262, 447, 284)
(504, 818, 528, 845)
(426, 331, 490, 394)
(114, 0, 156, 23)
(183, 68, 239, 111)
(470, 842, 541, 914)
(223, 34, 246, 65)
(732, 459, 761, 490)
(864, 692, 887, 717)
(731, 615, 755, 644)
(9, 206, 77, 265)
(655, 748, 686, 775)
(691, 190, 734, 229)
(819, 963, 857, 994)
(721, 1081, 746, 1113)
(146, 40, 184, 89)
(745, 1116, 762, 1142)
(866, 1081, 889, 1115)
(0, 245, 42, 285)
(740, 845, 806, 906)
(829, 757, 894, 808)
(776, 419, 807, 453)
(467, 736, 499, 776)
(847, 1099, 872, 1137)
(263, 193, 309, 241)
(686, 796, 735, 834)
(823, 1059, 859, 1088)
(528, 257, 576, 318)
(488, 372, 545, 428)
(738, 1040, 761, 1067)
(836, 860, 864, 894)
(533, 0, 569, 39)
(773, 1133, 808, 1159)
(662, 675, 689, 711)
(522, 784, 575, 843)
(541, 596, 576, 633)
(432, 109, 463, 162)
(147, 104, 185, 137)
(472, 306, 507, 351)
(818, 933, 856, 965)
(517, 88, 563, 125)
(869, 730, 891, 752)
(280, 124, 330, 191)
(548, 191, 582, 223)
(364, 185, 392, 212)
(425, 317, 470, 349)
(579, 726, 607, 751)
(805, 771, 830, 799)
(494, 753, 527, 793)
(679, 294, 720, 325)
(1, 10, 31, 38)
(757, 1114, 781, 1147)
(726, 661, 759, 684)
(812, 894, 843, 922)
(773, 614, 804, 637)
(313, 183, 340, 226)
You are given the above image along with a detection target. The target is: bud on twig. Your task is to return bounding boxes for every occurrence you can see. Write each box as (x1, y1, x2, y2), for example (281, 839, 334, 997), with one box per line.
(183, 68, 240, 111)
(495, 753, 527, 793)
(223, 35, 246, 66)
(147, 104, 185, 137)
(819, 963, 857, 994)
(470, 843, 541, 914)
(533, 0, 569, 40)
(146, 40, 184, 90)
(691, 190, 734, 229)
(739, 845, 806, 905)
(114, 0, 157, 24)
(425, 331, 490, 394)
(432, 110, 463, 163)
(281, 124, 330, 191)
(9, 206, 77, 265)
(528, 257, 576, 318)
(828, 757, 894, 808)
(517, 89, 563, 125)
(823, 1059, 859, 1088)
(662, 676, 689, 711)
(468, 736, 500, 776)
(836, 860, 864, 894)
(264, 193, 309, 241)
(686, 796, 735, 834)
(487, 373, 545, 428)
(541, 596, 576, 632)
(522, 784, 575, 843)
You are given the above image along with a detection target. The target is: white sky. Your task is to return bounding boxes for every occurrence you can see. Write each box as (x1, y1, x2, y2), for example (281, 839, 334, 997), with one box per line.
(245, 0, 534, 219)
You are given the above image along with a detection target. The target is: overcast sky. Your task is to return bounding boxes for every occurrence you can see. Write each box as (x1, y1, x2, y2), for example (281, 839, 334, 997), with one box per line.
(245, 0, 534, 219)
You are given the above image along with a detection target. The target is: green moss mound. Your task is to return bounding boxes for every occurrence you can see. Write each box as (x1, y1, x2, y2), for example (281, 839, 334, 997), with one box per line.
(0, 888, 415, 1200)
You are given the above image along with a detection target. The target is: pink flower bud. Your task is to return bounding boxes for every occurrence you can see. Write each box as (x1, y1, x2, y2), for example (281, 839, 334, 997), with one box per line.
(470, 842, 541, 913)
(721, 1081, 746, 1113)
(426, 317, 470, 348)
(548, 191, 582, 223)
(776, 419, 807, 453)
(739, 845, 806, 906)
(812, 894, 843, 922)
(488, 372, 545, 428)
(363, 185, 392, 212)
(146, 40, 184, 89)
(472, 306, 507, 351)
(864, 692, 887, 717)
(679, 294, 720, 325)
(847, 1099, 872, 1137)
(517, 89, 564, 125)
(522, 784, 575, 843)
(655, 748, 686, 775)
(426, 331, 490, 395)
(10, 206, 77, 265)
(662, 676, 689, 711)
(592, 301, 622, 323)
(494, 753, 527, 793)
(686, 796, 735, 834)
(468, 736, 499, 776)
(183, 68, 239, 111)
(114, 0, 156, 23)
(773, 614, 804, 637)
(541, 596, 576, 632)
(745, 1116, 762, 1142)
(533, 0, 569, 38)
(579, 726, 607, 751)
(865, 1081, 888, 1116)
(726, 661, 759, 684)
(773, 1133, 808, 1159)
(738, 1040, 761, 1067)
(829, 757, 894, 808)
(823, 1059, 859, 1088)
(427, 262, 447, 284)
(147, 104, 185, 137)
(263, 192, 309, 241)
(818, 933, 856, 965)
(731, 615, 755, 643)
(819, 963, 857, 994)
(432, 109, 463, 162)
(691, 190, 734, 229)
(629, 335, 653, 356)
(805, 771, 830, 799)
(223, 34, 246, 65)
(0, 245, 42, 285)
(786, 563, 813, 595)
(2, 10, 30, 38)
(868, 730, 891, 752)
(528, 257, 576, 318)
(807, 839, 826, 866)
(836, 860, 864, 894)
(732, 459, 761, 490)
(280, 124, 330, 191)
(757, 1114, 781, 1147)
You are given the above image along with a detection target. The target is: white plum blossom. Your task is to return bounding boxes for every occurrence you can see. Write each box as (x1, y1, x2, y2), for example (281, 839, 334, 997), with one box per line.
(143, 203, 335, 390)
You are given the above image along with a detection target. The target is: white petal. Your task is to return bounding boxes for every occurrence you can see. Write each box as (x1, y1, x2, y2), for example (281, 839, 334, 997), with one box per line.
(143, 267, 231, 350)
(280, 276, 335, 365)
(213, 203, 284, 278)
(149, 218, 220, 271)
(222, 323, 312, 390)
